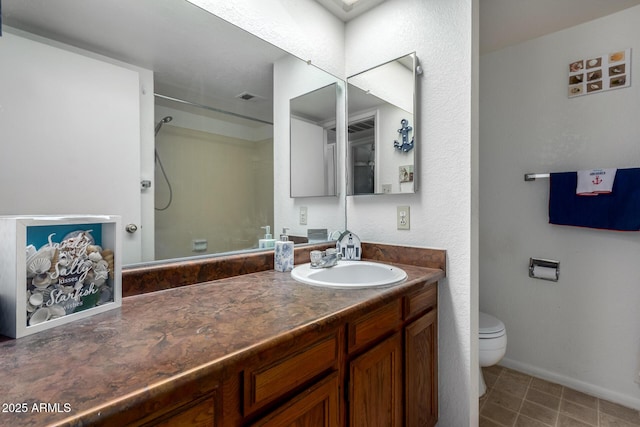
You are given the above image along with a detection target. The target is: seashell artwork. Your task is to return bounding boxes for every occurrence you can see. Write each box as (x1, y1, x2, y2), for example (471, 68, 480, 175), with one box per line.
(0, 215, 122, 337)
(569, 48, 631, 98)
(23, 225, 117, 329)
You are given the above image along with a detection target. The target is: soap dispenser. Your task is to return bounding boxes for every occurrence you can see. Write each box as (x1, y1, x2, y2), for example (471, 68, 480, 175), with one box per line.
(259, 226, 276, 249)
(275, 227, 294, 272)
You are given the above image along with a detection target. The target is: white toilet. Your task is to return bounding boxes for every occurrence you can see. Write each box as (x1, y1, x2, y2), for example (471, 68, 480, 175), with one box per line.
(479, 311, 507, 396)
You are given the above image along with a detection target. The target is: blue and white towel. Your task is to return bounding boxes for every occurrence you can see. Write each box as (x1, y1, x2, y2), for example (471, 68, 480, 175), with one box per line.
(549, 168, 640, 231)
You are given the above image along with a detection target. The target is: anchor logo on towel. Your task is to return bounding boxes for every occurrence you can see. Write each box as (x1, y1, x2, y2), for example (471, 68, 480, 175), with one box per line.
(592, 176, 603, 185)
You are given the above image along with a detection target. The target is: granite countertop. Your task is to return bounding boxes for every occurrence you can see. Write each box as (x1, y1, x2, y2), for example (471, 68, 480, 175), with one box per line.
(0, 260, 443, 426)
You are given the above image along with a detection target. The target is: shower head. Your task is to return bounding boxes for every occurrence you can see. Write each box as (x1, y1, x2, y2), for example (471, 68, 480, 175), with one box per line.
(154, 116, 173, 136)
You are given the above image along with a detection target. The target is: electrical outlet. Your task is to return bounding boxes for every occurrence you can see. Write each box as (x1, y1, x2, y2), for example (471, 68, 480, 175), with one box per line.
(299, 206, 308, 225)
(397, 206, 410, 230)
(382, 184, 392, 194)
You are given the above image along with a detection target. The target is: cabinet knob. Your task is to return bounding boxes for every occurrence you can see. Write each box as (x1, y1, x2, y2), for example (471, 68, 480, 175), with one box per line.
(125, 224, 138, 234)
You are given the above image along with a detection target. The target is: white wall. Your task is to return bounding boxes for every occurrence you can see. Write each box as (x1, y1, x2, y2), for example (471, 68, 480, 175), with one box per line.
(480, 5, 640, 409)
(346, 0, 477, 425)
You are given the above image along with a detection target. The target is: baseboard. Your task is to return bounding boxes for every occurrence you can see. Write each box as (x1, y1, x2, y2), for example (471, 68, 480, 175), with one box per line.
(500, 357, 640, 411)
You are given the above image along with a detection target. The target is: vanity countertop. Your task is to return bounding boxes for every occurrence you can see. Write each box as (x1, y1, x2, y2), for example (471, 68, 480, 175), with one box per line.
(0, 253, 444, 426)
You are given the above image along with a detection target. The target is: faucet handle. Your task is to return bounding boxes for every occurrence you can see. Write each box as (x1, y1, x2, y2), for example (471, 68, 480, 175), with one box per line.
(310, 250, 323, 266)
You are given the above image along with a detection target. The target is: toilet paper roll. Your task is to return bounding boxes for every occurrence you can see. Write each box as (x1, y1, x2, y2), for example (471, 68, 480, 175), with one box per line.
(532, 265, 557, 280)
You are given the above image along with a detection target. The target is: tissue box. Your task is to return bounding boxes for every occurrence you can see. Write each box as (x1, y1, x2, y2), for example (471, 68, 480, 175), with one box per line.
(0, 215, 122, 338)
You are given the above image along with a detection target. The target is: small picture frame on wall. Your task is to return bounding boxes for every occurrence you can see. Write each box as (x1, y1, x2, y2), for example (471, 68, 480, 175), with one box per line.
(399, 165, 414, 183)
(568, 48, 631, 98)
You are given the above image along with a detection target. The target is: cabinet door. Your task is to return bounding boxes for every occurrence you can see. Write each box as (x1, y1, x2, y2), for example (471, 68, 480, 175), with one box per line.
(349, 333, 402, 427)
(251, 372, 340, 427)
(405, 309, 438, 427)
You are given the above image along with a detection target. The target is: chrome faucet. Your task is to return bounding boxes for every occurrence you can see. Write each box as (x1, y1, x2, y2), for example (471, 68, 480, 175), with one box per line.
(310, 249, 342, 269)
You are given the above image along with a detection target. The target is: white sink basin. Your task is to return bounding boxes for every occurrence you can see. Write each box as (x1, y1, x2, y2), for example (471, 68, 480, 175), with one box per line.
(291, 260, 407, 289)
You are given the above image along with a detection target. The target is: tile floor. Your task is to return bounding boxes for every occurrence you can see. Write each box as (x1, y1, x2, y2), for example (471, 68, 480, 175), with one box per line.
(480, 365, 640, 427)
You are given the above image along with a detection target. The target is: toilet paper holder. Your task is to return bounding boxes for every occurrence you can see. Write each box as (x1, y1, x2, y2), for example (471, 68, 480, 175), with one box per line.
(529, 258, 559, 282)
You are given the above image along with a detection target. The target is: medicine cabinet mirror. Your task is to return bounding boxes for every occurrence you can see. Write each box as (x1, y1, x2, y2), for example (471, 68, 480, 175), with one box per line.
(347, 53, 417, 195)
(2, 0, 346, 266)
(290, 83, 339, 198)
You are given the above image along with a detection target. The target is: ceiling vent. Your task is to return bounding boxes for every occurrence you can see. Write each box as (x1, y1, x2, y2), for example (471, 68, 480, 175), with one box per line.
(235, 92, 261, 101)
(348, 117, 375, 133)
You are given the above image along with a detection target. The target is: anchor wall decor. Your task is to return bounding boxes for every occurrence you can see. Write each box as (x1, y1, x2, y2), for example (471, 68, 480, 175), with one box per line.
(394, 118, 414, 152)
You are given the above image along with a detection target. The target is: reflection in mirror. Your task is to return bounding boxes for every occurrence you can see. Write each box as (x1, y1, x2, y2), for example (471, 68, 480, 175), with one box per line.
(347, 53, 417, 195)
(290, 83, 338, 198)
(1, 0, 346, 266)
(153, 95, 275, 260)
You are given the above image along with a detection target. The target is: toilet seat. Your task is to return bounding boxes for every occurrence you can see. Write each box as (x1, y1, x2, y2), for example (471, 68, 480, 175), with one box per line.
(480, 312, 505, 339)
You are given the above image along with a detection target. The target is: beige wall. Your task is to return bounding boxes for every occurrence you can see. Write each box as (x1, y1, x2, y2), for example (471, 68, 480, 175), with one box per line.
(155, 125, 273, 259)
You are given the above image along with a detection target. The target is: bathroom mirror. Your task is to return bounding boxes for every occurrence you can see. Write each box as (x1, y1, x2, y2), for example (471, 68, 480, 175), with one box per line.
(290, 83, 339, 198)
(1, 0, 346, 265)
(347, 53, 417, 195)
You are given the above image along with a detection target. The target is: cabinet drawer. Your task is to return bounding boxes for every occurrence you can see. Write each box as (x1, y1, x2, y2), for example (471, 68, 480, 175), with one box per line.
(348, 299, 402, 354)
(403, 282, 437, 321)
(244, 331, 339, 415)
(142, 392, 217, 427)
(250, 372, 340, 426)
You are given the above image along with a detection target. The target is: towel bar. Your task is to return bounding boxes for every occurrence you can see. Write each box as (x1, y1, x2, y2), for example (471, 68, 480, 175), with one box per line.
(524, 173, 550, 181)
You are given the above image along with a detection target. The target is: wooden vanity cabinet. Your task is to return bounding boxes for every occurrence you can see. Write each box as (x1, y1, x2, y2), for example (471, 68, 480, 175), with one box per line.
(227, 280, 438, 427)
(346, 281, 438, 427)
